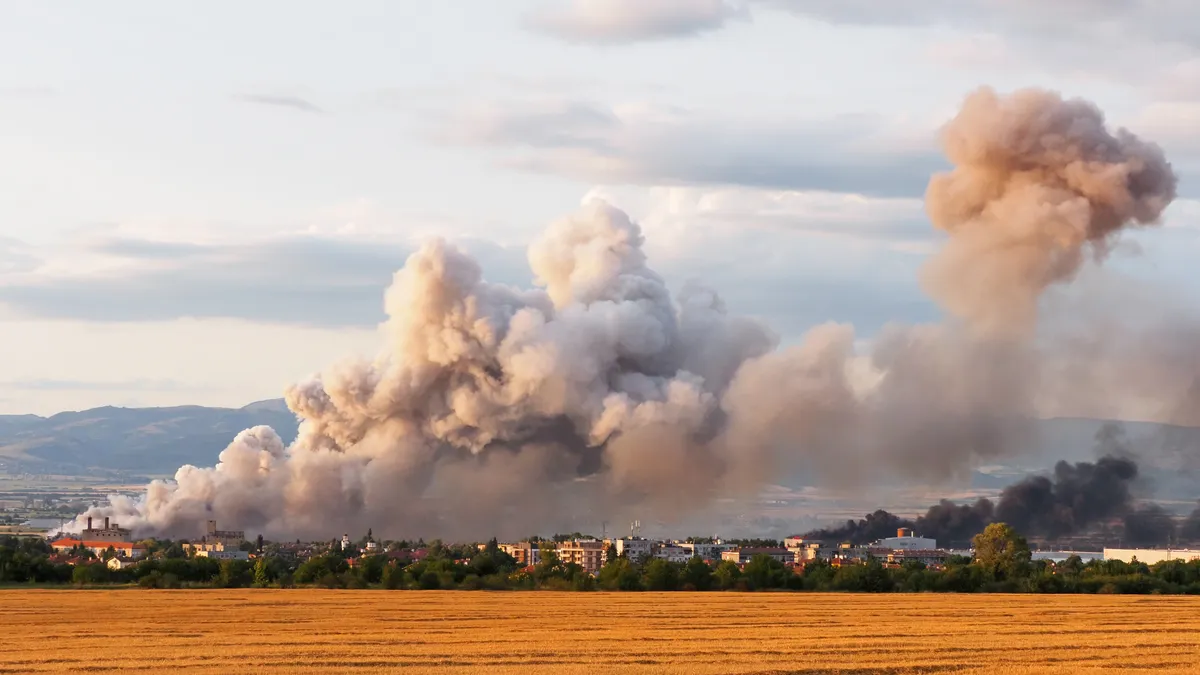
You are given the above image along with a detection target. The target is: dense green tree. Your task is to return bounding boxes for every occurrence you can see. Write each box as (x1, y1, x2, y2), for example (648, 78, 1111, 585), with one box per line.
(598, 556, 642, 591)
(1058, 555, 1085, 576)
(357, 555, 387, 584)
(643, 559, 681, 591)
(253, 557, 270, 587)
(381, 562, 404, 589)
(218, 560, 253, 588)
(832, 559, 893, 592)
(713, 560, 742, 590)
(72, 562, 110, 585)
(294, 555, 349, 584)
(743, 554, 789, 590)
(799, 559, 836, 591)
(972, 523, 1031, 582)
(418, 570, 441, 590)
(682, 556, 714, 591)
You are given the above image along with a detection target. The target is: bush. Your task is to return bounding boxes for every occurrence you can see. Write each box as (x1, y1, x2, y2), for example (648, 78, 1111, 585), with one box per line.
(316, 573, 345, 589)
(381, 564, 404, 590)
(138, 571, 163, 588)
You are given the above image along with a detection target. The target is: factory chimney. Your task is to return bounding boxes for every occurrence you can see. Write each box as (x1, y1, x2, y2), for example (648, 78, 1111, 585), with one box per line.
(104, 517, 110, 530)
(86, 516, 92, 530)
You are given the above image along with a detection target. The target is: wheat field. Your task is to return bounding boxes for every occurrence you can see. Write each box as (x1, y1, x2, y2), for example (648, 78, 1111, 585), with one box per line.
(3, 591, 1199, 674)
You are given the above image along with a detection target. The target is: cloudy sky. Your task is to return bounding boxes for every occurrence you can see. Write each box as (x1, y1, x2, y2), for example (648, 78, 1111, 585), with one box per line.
(2, 0, 1199, 415)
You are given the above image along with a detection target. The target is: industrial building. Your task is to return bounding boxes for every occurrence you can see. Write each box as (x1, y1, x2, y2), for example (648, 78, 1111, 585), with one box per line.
(182, 520, 246, 556)
(79, 516, 132, 542)
(1103, 548, 1200, 565)
(873, 528, 938, 551)
(51, 516, 146, 559)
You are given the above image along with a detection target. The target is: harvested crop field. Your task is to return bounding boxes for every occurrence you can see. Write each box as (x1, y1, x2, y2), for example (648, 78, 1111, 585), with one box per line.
(3, 591, 1199, 674)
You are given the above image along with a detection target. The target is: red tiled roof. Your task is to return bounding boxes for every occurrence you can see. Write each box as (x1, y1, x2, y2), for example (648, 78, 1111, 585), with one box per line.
(52, 539, 145, 550)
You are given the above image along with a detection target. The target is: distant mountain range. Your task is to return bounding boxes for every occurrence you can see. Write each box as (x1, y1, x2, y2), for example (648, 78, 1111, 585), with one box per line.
(0, 399, 298, 477)
(0, 401, 1197, 499)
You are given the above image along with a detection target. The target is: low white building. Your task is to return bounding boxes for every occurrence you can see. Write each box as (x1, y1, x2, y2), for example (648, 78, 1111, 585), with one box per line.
(1103, 548, 1200, 565)
(107, 557, 137, 570)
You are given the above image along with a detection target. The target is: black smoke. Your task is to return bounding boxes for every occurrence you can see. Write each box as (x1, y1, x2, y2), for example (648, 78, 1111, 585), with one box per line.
(803, 454, 1187, 548)
(915, 499, 995, 548)
(1178, 502, 1200, 543)
(1122, 504, 1178, 548)
(994, 455, 1138, 540)
(801, 509, 913, 545)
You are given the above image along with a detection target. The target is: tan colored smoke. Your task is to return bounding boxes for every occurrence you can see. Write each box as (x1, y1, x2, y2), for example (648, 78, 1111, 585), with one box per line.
(924, 87, 1176, 336)
(71, 87, 1181, 540)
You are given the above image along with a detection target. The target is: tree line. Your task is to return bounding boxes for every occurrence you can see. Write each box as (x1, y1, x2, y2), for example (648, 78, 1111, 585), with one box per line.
(5, 524, 1200, 594)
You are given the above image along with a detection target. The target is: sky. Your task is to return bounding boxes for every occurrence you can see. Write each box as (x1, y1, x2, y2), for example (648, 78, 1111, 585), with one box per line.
(2, 0, 1200, 415)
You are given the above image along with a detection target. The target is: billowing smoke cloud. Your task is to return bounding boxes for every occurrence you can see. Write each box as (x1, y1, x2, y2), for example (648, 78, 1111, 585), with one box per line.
(924, 87, 1176, 336)
(72, 87, 1179, 541)
(914, 499, 995, 547)
(994, 455, 1138, 539)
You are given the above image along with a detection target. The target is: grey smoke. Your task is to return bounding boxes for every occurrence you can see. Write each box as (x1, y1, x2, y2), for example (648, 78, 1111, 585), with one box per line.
(73, 87, 1181, 540)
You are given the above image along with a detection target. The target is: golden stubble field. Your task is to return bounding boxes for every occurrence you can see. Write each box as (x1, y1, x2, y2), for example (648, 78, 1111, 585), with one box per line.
(3, 591, 1199, 674)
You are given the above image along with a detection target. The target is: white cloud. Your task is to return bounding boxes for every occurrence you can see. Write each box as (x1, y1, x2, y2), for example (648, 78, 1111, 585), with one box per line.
(762, 0, 1200, 48)
(1130, 101, 1200, 156)
(0, 230, 531, 327)
(443, 97, 944, 197)
(525, 0, 749, 44)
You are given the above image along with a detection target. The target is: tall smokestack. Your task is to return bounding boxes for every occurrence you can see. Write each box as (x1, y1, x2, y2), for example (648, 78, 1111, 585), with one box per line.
(86, 516, 92, 530)
(104, 517, 109, 530)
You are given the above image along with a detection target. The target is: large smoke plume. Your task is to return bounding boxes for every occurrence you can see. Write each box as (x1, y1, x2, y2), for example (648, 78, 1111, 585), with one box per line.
(75, 87, 1179, 541)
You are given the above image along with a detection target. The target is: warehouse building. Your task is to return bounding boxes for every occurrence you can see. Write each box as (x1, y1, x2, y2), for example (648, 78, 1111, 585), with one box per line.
(1103, 548, 1200, 565)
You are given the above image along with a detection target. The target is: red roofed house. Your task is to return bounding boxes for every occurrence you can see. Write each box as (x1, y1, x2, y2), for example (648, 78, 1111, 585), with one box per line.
(51, 538, 147, 559)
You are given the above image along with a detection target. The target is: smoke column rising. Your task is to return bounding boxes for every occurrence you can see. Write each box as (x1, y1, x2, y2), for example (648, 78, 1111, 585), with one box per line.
(75, 87, 1178, 540)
